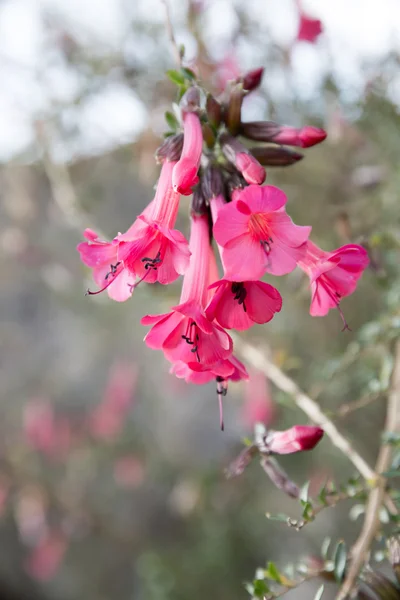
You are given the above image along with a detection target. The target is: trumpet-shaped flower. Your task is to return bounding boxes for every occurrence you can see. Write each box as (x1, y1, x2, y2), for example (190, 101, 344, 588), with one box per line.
(297, 241, 369, 326)
(77, 160, 190, 300)
(213, 184, 311, 280)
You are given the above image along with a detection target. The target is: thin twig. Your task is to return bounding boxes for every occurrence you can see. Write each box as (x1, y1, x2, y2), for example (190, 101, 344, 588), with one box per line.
(161, 0, 183, 68)
(337, 339, 400, 600)
(234, 338, 377, 482)
(336, 392, 381, 419)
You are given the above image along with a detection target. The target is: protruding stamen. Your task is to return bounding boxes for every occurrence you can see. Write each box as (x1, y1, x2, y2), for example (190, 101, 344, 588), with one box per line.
(216, 376, 228, 431)
(337, 303, 351, 332)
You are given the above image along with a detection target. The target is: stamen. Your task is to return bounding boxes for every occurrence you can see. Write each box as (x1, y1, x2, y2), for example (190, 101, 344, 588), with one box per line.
(181, 321, 201, 362)
(231, 282, 247, 312)
(337, 303, 351, 332)
(86, 263, 124, 296)
(216, 376, 227, 431)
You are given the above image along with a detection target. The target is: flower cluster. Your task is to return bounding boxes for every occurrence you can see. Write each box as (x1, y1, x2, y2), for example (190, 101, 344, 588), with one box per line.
(77, 68, 369, 429)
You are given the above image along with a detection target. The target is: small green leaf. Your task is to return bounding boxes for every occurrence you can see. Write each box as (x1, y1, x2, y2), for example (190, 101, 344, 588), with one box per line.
(314, 584, 325, 600)
(265, 512, 289, 522)
(321, 537, 331, 560)
(265, 561, 281, 583)
(252, 579, 270, 597)
(164, 111, 179, 131)
(382, 432, 400, 445)
(382, 470, 400, 478)
(166, 69, 185, 85)
(181, 67, 196, 81)
(333, 541, 347, 583)
(318, 483, 328, 505)
(300, 481, 310, 503)
(301, 501, 314, 521)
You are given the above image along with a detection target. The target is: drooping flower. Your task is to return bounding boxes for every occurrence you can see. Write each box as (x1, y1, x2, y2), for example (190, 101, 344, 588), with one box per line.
(213, 184, 311, 280)
(77, 160, 190, 300)
(297, 241, 369, 327)
(172, 89, 203, 195)
(203, 172, 282, 330)
(264, 425, 324, 454)
(141, 213, 233, 370)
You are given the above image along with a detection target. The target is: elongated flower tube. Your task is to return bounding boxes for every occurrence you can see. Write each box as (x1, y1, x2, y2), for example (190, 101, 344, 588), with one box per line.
(205, 188, 282, 330)
(219, 132, 266, 185)
(241, 121, 327, 148)
(141, 213, 233, 369)
(77, 160, 190, 300)
(297, 241, 369, 328)
(213, 184, 311, 280)
(172, 88, 203, 195)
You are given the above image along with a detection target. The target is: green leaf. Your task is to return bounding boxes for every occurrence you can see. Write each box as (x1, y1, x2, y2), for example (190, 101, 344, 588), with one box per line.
(164, 111, 179, 131)
(318, 483, 328, 505)
(314, 584, 325, 600)
(265, 562, 281, 583)
(301, 501, 314, 521)
(382, 470, 400, 478)
(333, 541, 347, 583)
(181, 67, 196, 81)
(265, 512, 289, 522)
(166, 69, 185, 85)
(382, 431, 400, 445)
(300, 481, 310, 503)
(252, 579, 270, 597)
(321, 537, 331, 560)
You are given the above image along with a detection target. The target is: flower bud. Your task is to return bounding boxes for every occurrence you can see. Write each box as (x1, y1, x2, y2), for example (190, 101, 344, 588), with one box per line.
(260, 457, 300, 498)
(265, 425, 324, 455)
(241, 121, 327, 148)
(363, 570, 400, 600)
(249, 146, 303, 167)
(180, 86, 201, 113)
(206, 94, 222, 128)
(202, 123, 216, 149)
(191, 185, 208, 216)
(225, 171, 247, 201)
(225, 83, 244, 135)
(388, 537, 400, 585)
(219, 132, 265, 185)
(242, 67, 264, 91)
(201, 165, 225, 201)
(155, 133, 184, 163)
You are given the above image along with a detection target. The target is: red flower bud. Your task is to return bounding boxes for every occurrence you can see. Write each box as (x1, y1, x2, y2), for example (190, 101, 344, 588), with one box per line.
(242, 67, 264, 91)
(266, 425, 324, 455)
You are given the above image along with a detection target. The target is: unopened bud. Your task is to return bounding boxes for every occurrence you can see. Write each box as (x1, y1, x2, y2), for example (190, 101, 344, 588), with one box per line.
(388, 537, 400, 585)
(363, 570, 400, 600)
(191, 185, 208, 216)
(202, 165, 225, 200)
(202, 123, 216, 149)
(260, 457, 300, 499)
(226, 171, 247, 201)
(242, 67, 264, 91)
(206, 94, 221, 128)
(249, 146, 303, 166)
(155, 133, 184, 163)
(241, 121, 327, 148)
(220, 132, 265, 185)
(180, 86, 201, 113)
(225, 83, 244, 135)
(265, 425, 324, 455)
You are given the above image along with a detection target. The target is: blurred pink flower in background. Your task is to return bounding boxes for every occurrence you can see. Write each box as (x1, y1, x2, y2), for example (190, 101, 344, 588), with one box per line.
(23, 399, 72, 460)
(90, 361, 138, 441)
(25, 531, 67, 581)
(295, 0, 323, 44)
(114, 455, 145, 489)
(214, 52, 241, 92)
(241, 369, 276, 429)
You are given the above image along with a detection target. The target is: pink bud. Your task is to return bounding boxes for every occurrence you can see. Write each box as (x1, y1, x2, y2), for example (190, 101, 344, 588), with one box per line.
(266, 425, 324, 455)
(298, 126, 327, 148)
(172, 112, 202, 195)
(235, 152, 266, 185)
(242, 67, 264, 91)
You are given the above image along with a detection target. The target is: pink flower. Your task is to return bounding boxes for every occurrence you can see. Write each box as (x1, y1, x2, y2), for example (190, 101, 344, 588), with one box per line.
(265, 425, 324, 454)
(297, 13, 323, 44)
(77, 160, 190, 300)
(172, 112, 203, 195)
(206, 279, 282, 330)
(141, 214, 233, 370)
(297, 241, 369, 326)
(273, 125, 327, 148)
(213, 184, 311, 280)
(25, 532, 67, 581)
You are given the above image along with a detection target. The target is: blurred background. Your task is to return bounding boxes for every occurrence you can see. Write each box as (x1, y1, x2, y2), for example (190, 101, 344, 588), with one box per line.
(1, 0, 400, 598)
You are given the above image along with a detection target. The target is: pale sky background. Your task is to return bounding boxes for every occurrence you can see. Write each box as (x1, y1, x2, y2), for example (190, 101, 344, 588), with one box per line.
(1, 0, 400, 161)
